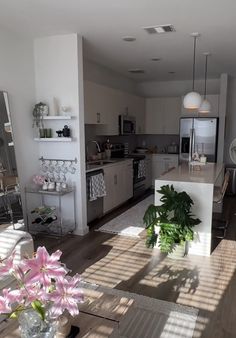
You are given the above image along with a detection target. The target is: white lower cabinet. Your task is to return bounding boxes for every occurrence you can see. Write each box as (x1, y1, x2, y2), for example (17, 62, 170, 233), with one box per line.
(103, 160, 133, 214)
(151, 154, 179, 186)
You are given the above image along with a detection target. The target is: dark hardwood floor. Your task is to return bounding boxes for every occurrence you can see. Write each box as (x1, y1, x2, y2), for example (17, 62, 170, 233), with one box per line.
(34, 195, 236, 338)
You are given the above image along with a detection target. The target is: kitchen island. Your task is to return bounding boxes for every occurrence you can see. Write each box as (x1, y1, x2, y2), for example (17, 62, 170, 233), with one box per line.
(155, 162, 224, 256)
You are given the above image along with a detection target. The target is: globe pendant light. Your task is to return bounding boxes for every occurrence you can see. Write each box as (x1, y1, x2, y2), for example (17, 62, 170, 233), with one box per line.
(183, 33, 202, 109)
(199, 53, 211, 113)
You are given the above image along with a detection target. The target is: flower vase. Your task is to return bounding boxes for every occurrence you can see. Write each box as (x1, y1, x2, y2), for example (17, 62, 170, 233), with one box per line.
(18, 308, 56, 338)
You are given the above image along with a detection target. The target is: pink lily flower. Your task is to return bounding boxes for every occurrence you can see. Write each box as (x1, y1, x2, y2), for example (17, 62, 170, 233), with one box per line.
(4, 288, 24, 305)
(23, 247, 67, 287)
(49, 274, 84, 318)
(0, 252, 15, 276)
(0, 289, 14, 313)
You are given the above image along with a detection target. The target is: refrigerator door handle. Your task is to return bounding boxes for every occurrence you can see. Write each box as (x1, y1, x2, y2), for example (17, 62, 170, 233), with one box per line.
(192, 128, 195, 156)
(189, 128, 193, 162)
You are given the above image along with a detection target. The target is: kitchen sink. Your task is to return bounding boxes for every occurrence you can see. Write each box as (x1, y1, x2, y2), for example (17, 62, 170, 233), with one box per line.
(86, 160, 115, 169)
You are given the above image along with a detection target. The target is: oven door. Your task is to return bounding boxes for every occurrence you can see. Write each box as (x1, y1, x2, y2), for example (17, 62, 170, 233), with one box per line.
(133, 159, 146, 184)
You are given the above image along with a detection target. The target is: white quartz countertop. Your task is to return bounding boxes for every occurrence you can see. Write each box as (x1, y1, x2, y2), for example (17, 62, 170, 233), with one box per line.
(157, 162, 224, 184)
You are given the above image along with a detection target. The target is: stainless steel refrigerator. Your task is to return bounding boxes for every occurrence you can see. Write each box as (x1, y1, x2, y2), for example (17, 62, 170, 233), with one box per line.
(179, 117, 219, 163)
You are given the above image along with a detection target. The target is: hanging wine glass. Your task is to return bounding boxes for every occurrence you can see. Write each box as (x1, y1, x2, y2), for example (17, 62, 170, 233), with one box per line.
(55, 160, 61, 174)
(61, 161, 68, 174)
(62, 173, 67, 182)
(48, 160, 55, 173)
(68, 161, 76, 174)
(41, 160, 49, 173)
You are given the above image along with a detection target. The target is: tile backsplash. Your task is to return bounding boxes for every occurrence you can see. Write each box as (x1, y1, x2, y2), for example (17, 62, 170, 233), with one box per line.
(85, 125, 179, 155)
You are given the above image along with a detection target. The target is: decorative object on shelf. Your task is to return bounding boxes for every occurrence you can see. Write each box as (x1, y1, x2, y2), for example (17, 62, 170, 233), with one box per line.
(50, 97, 60, 116)
(0, 246, 83, 337)
(61, 105, 71, 116)
(192, 151, 200, 161)
(39, 128, 46, 138)
(39, 128, 52, 138)
(183, 33, 202, 110)
(143, 184, 201, 258)
(62, 125, 71, 137)
(56, 182, 61, 192)
(104, 139, 112, 159)
(32, 174, 46, 186)
(42, 179, 49, 190)
(199, 52, 211, 113)
(56, 130, 63, 137)
(32, 102, 49, 128)
(45, 128, 52, 138)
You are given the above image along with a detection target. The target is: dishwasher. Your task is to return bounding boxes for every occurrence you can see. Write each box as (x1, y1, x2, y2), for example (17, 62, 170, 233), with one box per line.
(86, 169, 104, 223)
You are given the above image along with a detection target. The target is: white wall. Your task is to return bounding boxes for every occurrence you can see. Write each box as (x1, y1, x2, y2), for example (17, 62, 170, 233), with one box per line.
(34, 34, 87, 235)
(224, 76, 236, 165)
(84, 59, 139, 95)
(137, 78, 220, 98)
(0, 27, 38, 219)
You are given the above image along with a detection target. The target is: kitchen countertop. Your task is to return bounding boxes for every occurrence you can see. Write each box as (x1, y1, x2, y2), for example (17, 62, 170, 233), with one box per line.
(86, 158, 133, 173)
(158, 162, 224, 184)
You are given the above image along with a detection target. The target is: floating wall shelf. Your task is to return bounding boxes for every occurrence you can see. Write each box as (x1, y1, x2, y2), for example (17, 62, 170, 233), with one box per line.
(34, 137, 73, 142)
(42, 115, 73, 120)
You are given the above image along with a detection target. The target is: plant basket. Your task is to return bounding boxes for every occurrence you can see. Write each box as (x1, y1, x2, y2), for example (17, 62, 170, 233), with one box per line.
(167, 242, 186, 259)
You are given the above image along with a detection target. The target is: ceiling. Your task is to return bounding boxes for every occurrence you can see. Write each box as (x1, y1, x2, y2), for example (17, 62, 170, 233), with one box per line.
(0, 0, 236, 81)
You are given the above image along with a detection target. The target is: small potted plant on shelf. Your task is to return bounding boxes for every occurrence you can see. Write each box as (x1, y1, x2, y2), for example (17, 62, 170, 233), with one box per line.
(143, 184, 201, 258)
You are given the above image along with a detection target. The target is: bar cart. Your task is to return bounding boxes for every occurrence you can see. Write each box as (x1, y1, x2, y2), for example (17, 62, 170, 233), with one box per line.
(25, 186, 76, 236)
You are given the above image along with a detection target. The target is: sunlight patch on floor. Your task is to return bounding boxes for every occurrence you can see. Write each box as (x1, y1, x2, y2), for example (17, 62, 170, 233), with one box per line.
(139, 242, 236, 314)
(82, 241, 152, 287)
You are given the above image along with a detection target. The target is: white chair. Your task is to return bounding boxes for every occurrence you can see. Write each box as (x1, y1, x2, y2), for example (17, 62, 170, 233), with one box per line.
(212, 170, 230, 239)
(0, 228, 34, 323)
(0, 228, 34, 289)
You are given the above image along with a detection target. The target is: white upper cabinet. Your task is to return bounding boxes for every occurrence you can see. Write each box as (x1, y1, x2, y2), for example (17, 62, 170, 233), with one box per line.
(84, 80, 145, 135)
(124, 93, 145, 134)
(84, 80, 109, 124)
(181, 94, 219, 117)
(145, 97, 181, 134)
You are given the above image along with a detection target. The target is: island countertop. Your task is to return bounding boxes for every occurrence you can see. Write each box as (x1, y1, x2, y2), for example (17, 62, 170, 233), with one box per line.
(158, 162, 224, 185)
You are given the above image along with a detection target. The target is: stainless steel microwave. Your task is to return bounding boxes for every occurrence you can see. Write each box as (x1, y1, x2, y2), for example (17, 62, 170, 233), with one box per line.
(119, 115, 136, 135)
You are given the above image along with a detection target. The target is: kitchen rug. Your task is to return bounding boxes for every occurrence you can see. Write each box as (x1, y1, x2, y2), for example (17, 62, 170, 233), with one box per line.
(96, 194, 154, 237)
(80, 281, 198, 338)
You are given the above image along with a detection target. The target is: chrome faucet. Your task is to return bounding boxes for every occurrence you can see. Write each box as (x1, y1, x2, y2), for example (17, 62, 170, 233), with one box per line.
(86, 140, 101, 161)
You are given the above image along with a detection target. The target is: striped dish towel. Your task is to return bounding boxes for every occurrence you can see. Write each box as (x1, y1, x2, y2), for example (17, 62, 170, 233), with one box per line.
(89, 173, 106, 201)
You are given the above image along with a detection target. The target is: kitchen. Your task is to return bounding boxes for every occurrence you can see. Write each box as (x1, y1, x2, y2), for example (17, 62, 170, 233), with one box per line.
(2, 2, 236, 337)
(84, 72, 224, 229)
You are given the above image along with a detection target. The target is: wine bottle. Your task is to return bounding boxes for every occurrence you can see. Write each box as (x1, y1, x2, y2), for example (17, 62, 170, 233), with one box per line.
(32, 217, 42, 224)
(41, 216, 57, 225)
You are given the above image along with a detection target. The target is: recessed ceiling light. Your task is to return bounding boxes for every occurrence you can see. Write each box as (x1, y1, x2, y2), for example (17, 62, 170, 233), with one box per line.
(128, 69, 145, 74)
(122, 36, 136, 42)
(151, 57, 161, 61)
(143, 24, 176, 34)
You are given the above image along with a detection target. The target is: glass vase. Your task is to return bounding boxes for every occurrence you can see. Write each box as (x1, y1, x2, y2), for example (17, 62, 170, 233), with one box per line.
(18, 308, 56, 338)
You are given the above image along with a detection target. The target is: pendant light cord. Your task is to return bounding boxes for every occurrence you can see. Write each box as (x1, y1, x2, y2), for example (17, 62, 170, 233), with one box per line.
(192, 36, 197, 91)
(204, 54, 208, 99)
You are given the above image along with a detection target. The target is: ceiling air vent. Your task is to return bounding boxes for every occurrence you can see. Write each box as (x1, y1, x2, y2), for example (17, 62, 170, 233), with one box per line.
(128, 69, 145, 74)
(143, 24, 175, 34)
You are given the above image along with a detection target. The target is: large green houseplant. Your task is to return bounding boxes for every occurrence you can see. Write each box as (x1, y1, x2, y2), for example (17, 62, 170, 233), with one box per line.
(143, 185, 201, 255)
